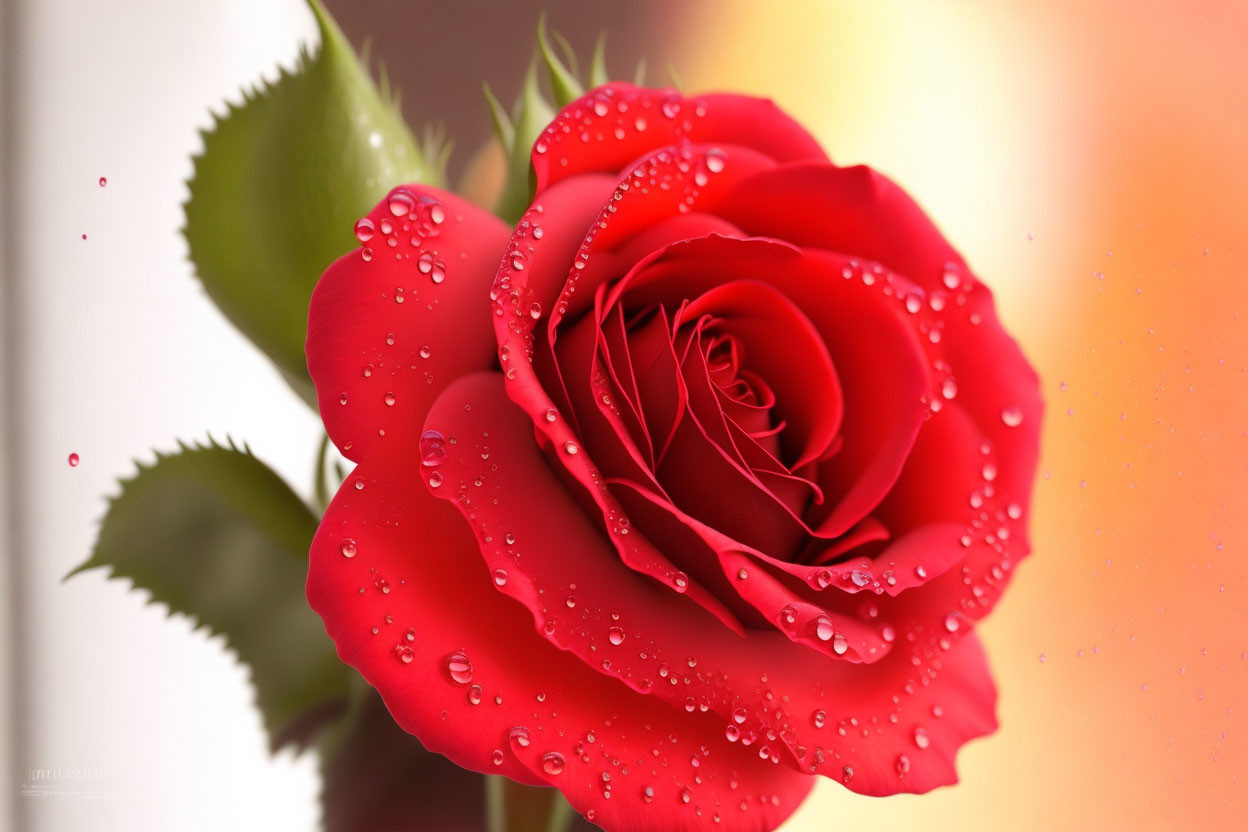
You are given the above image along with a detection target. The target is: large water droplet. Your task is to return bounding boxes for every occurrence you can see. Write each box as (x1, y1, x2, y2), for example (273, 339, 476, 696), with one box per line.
(445, 652, 473, 684)
(388, 190, 415, 217)
(354, 217, 376, 243)
(541, 752, 566, 776)
(340, 539, 357, 558)
(608, 627, 625, 646)
(509, 726, 531, 749)
(420, 430, 448, 467)
(1000, 405, 1024, 427)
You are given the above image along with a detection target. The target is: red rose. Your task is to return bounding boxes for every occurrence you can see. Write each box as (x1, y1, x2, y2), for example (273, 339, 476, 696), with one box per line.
(306, 83, 1041, 831)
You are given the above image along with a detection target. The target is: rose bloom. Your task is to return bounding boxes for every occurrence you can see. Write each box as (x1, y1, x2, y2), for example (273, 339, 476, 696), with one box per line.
(306, 83, 1041, 831)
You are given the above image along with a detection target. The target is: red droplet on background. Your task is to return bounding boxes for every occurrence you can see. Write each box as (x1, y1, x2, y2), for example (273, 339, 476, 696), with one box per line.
(68, 453, 79, 467)
(81, 234, 87, 240)
(98, 177, 107, 187)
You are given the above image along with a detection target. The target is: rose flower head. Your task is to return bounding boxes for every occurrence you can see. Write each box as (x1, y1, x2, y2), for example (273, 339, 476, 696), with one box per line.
(306, 82, 1042, 831)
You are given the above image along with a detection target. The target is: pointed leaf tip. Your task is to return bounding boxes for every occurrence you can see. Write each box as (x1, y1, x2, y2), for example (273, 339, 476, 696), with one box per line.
(537, 12, 583, 107)
(589, 32, 609, 88)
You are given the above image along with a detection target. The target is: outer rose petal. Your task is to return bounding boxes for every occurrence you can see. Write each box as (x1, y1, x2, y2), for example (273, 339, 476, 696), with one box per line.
(719, 162, 968, 292)
(306, 185, 510, 462)
(307, 391, 813, 830)
(532, 83, 828, 195)
(420, 372, 1000, 795)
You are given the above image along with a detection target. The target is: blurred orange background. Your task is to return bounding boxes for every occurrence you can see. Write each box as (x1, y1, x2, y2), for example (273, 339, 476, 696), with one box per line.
(674, 3, 1248, 829)
(16, 1, 1237, 829)
(324, 1, 1248, 827)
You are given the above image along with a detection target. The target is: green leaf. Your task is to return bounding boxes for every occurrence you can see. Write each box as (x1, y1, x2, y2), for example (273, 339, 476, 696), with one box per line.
(482, 83, 516, 154)
(183, 0, 443, 407)
(494, 55, 555, 223)
(537, 13, 583, 107)
(68, 438, 350, 751)
(588, 34, 609, 88)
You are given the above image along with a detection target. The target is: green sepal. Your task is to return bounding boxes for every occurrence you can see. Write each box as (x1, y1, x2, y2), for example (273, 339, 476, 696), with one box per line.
(537, 13, 584, 107)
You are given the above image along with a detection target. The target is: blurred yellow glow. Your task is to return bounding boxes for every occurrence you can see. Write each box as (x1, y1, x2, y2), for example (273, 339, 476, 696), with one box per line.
(679, 2, 1248, 829)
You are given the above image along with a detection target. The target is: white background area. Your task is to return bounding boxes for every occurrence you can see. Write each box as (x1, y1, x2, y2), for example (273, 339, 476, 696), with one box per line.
(3, 1, 329, 829)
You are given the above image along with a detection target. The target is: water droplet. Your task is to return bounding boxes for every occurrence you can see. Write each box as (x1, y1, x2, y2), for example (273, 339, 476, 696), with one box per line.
(680, 786, 692, 804)
(733, 708, 748, 724)
(445, 652, 473, 684)
(608, 627, 625, 646)
(529, 302, 543, 320)
(98, 177, 107, 187)
(541, 752, 566, 776)
(814, 616, 834, 642)
(67, 453, 80, 467)
(420, 430, 448, 467)
(705, 149, 726, 173)
(419, 345, 432, 359)
(812, 710, 827, 729)
(673, 572, 689, 592)
(544, 408, 558, 423)
(944, 613, 961, 633)
(563, 441, 579, 455)
(428, 471, 443, 488)
(832, 632, 849, 655)
(895, 754, 911, 776)
(1000, 405, 1024, 427)
(340, 539, 357, 558)
(642, 785, 655, 803)
(492, 569, 508, 587)
(492, 749, 505, 766)
(388, 190, 414, 217)
(725, 724, 740, 741)
(354, 217, 376, 242)
(468, 685, 483, 705)
(914, 727, 930, 749)
(383, 392, 396, 407)
(841, 765, 854, 783)
(509, 726, 531, 748)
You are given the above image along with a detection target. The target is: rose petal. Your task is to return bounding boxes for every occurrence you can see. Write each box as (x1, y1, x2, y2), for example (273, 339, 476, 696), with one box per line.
(719, 162, 968, 292)
(532, 84, 827, 195)
(305, 423, 813, 830)
(307, 185, 509, 462)
(420, 372, 998, 793)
